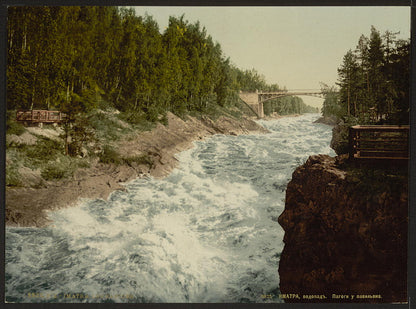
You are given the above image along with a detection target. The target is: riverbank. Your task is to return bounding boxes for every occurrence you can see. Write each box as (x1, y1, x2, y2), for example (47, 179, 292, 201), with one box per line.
(6, 112, 333, 303)
(313, 115, 337, 126)
(278, 154, 408, 303)
(6, 112, 268, 228)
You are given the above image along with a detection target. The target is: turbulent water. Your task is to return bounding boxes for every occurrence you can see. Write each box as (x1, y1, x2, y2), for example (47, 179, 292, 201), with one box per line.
(6, 113, 335, 303)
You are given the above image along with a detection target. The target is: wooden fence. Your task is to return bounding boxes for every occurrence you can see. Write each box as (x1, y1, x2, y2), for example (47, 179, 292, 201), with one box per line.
(16, 110, 67, 124)
(349, 125, 409, 161)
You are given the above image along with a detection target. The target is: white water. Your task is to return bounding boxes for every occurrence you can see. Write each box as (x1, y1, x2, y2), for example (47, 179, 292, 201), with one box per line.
(6, 114, 335, 303)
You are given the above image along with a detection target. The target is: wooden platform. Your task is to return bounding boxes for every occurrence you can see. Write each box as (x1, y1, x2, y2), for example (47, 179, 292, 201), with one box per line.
(349, 125, 409, 162)
(16, 110, 67, 124)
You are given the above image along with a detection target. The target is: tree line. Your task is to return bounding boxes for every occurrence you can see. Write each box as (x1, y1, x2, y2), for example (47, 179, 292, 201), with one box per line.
(321, 26, 410, 124)
(264, 96, 318, 115)
(7, 6, 312, 123)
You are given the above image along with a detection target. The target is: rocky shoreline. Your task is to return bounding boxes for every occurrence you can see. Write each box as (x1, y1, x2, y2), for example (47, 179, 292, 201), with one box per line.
(313, 115, 338, 126)
(6, 112, 268, 228)
(278, 154, 408, 303)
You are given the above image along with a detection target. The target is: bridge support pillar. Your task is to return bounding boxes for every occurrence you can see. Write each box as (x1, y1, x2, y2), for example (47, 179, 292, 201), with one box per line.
(258, 102, 264, 118)
(239, 92, 264, 118)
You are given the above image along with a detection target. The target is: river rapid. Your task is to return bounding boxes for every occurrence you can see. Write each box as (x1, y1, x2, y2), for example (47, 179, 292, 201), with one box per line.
(5, 113, 335, 303)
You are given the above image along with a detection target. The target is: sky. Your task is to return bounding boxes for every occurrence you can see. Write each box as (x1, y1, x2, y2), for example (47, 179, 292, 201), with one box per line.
(133, 6, 410, 108)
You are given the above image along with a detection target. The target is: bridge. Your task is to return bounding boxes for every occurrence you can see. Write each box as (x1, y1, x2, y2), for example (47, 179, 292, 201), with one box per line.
(239, 90, 324, 118)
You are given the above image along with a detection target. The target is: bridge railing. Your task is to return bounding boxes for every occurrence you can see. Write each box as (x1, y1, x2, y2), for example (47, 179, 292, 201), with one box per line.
(16, 110, 68, 123)
(348, 125, 409, 161)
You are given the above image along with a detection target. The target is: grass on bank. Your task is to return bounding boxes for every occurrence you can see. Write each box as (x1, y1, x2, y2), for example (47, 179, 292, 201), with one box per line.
(5, 94, 251, 188)
(5, 108, 135, 187)
(98, 144, 154, 168)
(188, 100, 244, 121)
(6, 102, 243, 187)
(6, 137, 92, 185)
(6, 110, 26, 136)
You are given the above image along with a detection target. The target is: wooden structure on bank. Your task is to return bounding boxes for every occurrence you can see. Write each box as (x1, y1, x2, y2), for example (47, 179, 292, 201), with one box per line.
(349, 125, 409, 162)
(16, 110, 67, 124)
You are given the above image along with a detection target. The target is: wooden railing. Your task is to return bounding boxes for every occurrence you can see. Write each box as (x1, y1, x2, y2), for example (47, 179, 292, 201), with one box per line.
(16, 110, 67, 123)
(349, 125, 409, 161)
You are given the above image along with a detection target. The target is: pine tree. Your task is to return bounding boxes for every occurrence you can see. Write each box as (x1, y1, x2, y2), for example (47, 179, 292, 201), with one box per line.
(367, 26, 386, 119)
(337, 50, 360, 117)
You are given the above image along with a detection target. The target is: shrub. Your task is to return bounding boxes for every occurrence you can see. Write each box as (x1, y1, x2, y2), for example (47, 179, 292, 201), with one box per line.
(97, 97, 114, 111)
(99, 144, 122, 164)
(198, 100, 243, 121)
(24, 137, 64, 161)
(6, 165, 22, 186)
(41, 162, 68, 180)
(88, 112, 121, 141)
(118, 111, 156, 132)
(40, 155, 90, 180)
(66, 116, 96, 157)
(6, 110, 26, 135)
(158, 113, 168, 126)
(75, 158, 91, 169)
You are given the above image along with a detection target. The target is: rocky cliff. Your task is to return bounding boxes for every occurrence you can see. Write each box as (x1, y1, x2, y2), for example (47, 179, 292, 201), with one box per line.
(278, 154, 408, 303)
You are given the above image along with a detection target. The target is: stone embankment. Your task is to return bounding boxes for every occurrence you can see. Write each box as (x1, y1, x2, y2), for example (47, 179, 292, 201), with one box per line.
(6, 112, 268, 227)
(278, 154, 408, 303)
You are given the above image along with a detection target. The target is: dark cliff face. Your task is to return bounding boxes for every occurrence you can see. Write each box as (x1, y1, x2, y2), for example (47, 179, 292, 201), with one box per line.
(330, 122, 350, 155)
(278, 154, 408, 303)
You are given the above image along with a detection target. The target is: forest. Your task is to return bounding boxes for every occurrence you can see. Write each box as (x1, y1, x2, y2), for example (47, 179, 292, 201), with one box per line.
(320, 26, 410, 124)
(7, 6, 314, 123)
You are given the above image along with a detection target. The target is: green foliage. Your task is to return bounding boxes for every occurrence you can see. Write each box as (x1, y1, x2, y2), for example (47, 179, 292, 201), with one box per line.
(6, 165, 22, 186)
(7, 140, 90, 184)
(66, 115, 96, 157)
(41, 161, 68, 180)
(7, 135, 67, 178)
(7, 6, 301, 122)
(320, 83, 341, 118)
(330, 117, 359, 155)
(117, 111, 157, 132)
(325, 26, 409, 124)
(6, 116, 26, 136)
(189, 99, 243, 121)
(98, 146, 155, 168)
(230, 67, 316, 116)
(86, 112, 126, 140)
(158, 113, 169, 126)
(263, 96, 316, 116)
(98, 144, 122, 164)
(24, 137, 64, 162)
(40, 155, 90, 180)
(234, 68, 270, 92)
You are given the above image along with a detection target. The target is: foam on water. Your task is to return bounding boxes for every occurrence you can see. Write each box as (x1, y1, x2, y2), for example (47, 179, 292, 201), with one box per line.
(6, 113, 335, 303)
